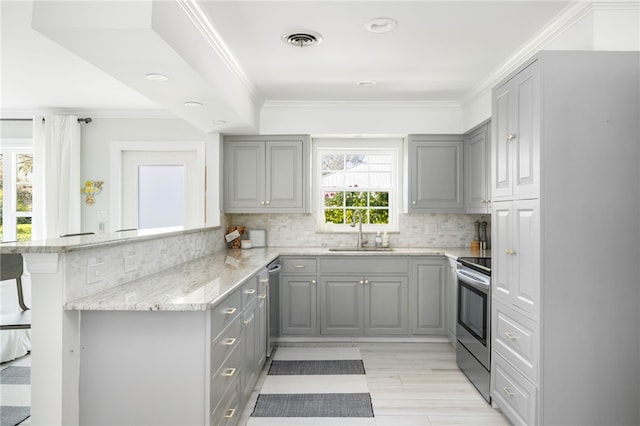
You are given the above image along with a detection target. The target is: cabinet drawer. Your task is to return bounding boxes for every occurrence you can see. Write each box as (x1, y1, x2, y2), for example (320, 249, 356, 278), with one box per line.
(211, 318, 242, 369)
(320, 257, 409, 275)
(281, 257, 317, 274)
(493, 301, 538, 381)
(210, 375, 241, 426)
(210, 341, 242, 414)
(241, 277, 258, 307)
(492, 353, 537, 426)
(211, 290, 242, 341)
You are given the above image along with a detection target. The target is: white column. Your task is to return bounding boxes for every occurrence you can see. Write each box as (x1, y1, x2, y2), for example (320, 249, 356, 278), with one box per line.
(23, 253, 80, 426)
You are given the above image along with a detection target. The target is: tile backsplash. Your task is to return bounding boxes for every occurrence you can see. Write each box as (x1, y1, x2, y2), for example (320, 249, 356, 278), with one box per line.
(226, 213, 491, 248)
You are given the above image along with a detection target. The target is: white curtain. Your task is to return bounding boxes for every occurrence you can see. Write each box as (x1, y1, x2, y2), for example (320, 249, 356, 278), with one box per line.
(32, 115, 82, 240)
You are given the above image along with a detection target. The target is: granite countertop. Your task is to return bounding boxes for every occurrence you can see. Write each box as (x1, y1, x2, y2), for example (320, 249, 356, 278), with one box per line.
(64, 246, 488, 312)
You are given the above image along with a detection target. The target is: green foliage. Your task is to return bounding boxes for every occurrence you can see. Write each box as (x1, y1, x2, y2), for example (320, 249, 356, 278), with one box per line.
(323, 191, 389, 225)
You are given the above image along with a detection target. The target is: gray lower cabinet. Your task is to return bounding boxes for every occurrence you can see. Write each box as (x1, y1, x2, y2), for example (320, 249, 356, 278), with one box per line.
(410, 259, 446, 335)
(319, 276, 363, 335)
(279, 257, 318, 336)
(446, 257, 458, 345)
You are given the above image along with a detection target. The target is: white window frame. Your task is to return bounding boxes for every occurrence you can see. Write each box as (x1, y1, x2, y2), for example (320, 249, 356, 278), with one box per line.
(313, 138, 403, 233)
(1, 139, 33, 242)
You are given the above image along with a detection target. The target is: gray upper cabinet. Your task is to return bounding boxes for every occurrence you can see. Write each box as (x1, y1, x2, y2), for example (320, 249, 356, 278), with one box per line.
(465, 121, 491, 213)
(408, 135, 465, 213)
(491, 62, 539, 200)
(223, 135, 310, 213)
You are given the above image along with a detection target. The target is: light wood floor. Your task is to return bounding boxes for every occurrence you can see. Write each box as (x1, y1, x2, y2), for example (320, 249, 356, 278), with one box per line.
(240, 342, 510, 426)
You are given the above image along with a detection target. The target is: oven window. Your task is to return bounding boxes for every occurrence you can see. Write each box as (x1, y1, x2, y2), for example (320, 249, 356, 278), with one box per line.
(458, 282, 487, 344)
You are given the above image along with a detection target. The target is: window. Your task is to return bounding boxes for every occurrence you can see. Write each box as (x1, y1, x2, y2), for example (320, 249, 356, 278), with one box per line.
(315, 138, 402, 232)
(1, 141, 33, 242)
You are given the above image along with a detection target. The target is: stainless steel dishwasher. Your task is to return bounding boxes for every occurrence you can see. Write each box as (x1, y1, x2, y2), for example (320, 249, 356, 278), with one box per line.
(266, 258, 281, 357)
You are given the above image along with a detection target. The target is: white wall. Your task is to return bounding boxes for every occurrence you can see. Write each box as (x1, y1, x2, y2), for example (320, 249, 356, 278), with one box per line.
(80, 118, 208, 233)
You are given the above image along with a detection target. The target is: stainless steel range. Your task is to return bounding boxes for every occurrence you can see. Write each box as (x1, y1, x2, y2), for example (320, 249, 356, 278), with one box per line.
(456, 256, 491, 402)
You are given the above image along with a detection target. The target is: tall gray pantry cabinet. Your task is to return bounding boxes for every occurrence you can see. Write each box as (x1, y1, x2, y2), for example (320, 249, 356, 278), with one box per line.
(490, 51, 640, 426)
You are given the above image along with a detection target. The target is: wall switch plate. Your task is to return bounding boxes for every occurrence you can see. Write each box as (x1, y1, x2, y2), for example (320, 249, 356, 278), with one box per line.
(87, 262, 106, 284)
(425, 223, 438, 235)
(124, 254, 138, 273)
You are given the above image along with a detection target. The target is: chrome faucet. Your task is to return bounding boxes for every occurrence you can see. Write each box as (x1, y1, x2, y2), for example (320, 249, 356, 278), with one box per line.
(350, 210, 368, 248)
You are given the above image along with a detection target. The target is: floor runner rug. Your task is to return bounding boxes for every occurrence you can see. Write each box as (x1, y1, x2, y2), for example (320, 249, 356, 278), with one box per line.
(251, 393, 374, 417)
(268, 359, 365, 375)
(0, 367, 30, 385)
(0, 406, 30, 426)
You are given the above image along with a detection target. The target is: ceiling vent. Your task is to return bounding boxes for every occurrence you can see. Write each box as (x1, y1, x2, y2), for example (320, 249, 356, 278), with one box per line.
(282, 31, 323, 48)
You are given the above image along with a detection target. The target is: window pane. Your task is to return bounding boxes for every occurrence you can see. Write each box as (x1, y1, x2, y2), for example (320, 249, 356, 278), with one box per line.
(324, 191, 343, 207)
(15, 154, 33, 184)
(346, 155, 366, 169)
(322, 155, 344, 171)
(370, 209, 389, 224)
(16, 184, 32, 212)
(369, 192, 389, 207)
(324, 209, 344, 224)
(17, 216, 32, 242)
(345, 191, 367, 207)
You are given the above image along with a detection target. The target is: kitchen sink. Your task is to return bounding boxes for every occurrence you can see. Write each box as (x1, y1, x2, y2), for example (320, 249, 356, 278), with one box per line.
(328, 247, 393, 252)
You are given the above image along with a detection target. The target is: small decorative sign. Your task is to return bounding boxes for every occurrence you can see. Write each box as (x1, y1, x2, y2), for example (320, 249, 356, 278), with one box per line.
(81, 180, 104, 206)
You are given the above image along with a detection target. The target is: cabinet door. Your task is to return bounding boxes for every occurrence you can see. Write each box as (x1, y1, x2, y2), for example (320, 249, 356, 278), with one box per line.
(491, 60, 540, 199)
(410, 259, 446, 335)
(319, 276, 363, 335)
(492, 199, 540, 319)
(280, 275, 317, 336)
(466, 122, 491, 213)
(364, 276, 408, 335)
(265, 141, 304, 209)
(226, 141, 265, 210)
(408, 135, 465, 213)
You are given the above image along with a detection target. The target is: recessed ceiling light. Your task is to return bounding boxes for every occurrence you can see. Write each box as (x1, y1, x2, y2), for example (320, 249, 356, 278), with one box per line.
(145, 73, 169, 82)
(282, 31, 323, 48)
(357, 80, 377, 87)
(213, 120, 227, 125)
(365, 18, 398, 33)
(183, 101, 202, 107)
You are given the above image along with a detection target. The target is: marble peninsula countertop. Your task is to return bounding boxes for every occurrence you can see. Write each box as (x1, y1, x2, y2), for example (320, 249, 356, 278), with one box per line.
(63, 246, 488, 312)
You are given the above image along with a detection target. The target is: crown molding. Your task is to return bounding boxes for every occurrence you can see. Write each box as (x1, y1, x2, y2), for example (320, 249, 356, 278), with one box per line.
(1, 109, 178, 120)
(176, 0, 264, 106)
(262, 100, 462, 110)
(460, 0, 595, 106)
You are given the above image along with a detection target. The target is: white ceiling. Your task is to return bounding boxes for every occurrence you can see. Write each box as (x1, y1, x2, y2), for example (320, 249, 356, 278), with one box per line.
(0, 0, 573, 131)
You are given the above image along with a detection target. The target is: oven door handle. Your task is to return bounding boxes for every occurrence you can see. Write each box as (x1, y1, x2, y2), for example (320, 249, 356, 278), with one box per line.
(456, 269, 490, 289)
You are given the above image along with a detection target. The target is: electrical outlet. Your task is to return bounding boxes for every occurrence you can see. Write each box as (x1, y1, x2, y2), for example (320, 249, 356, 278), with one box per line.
(87, 262, 106, 284)
(425, 223, 438, 235)
(124, 254, 138, 273)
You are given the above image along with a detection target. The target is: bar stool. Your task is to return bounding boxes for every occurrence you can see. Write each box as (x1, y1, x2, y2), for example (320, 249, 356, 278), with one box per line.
(0, 253, 31, 330)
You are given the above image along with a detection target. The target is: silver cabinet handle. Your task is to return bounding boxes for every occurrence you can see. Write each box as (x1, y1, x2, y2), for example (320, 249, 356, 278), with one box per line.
(260, 278, 269, 283)
(294, 265, 305, 269)
(260, 201, 265, 205)
(504, 332, 517, 341)
(506, 133, 517, 141)
(504, 248, 517, 255)
(258, 294, 267, 299)
(265, 200, 270, 205)
(244, 289, 256, 295)
(364, 279, 369, 284)
(359, 280, 364, 285)
(311, 279, 316, 284)
(503, 387, 517, 397)
(412, 200, 416, 205)
(244, 314, 254, 326)
(224, 308, 237, 315)
(222, 368, 236, 377)
(223, 338, 237, 346)
(224, 408, 236, 419)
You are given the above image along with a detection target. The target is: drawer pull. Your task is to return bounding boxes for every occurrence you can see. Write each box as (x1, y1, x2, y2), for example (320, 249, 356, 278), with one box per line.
(504, 332, 518, 341)
(311, 279, 316, 284)
(222, 368, 236, 377)
(223, 338, 237, 346)
(260, 278, 269, 283)
(224, 408, 236, 419)
(244, 289, 256, 295)
(244, 315, 254, 326)
(294, 265, 305, 268)
(224, 308, 237, 315)
(258, 294, 267, 299)
(503, 387, 517, 397)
